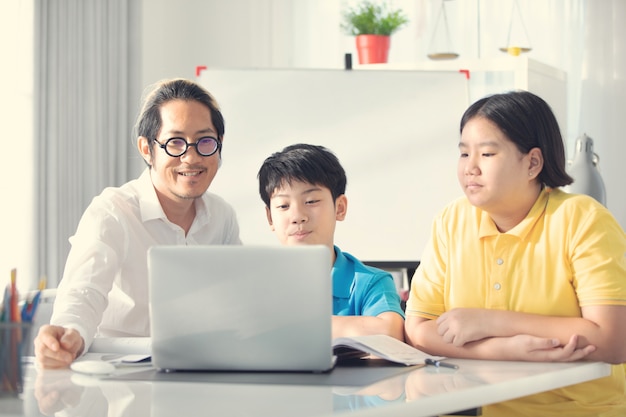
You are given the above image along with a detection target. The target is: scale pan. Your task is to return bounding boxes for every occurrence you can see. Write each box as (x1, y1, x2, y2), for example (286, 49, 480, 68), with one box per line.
(427, 52, 459, 60)
(498, 46, 532, 53)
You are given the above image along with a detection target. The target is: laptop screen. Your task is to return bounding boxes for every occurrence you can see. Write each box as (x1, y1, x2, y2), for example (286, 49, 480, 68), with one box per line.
(148, 245, 334, 372)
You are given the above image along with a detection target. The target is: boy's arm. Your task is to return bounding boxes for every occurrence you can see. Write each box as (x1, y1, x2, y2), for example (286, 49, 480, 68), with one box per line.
(332, 311, 404, 340)
(405, 315, 597, 362)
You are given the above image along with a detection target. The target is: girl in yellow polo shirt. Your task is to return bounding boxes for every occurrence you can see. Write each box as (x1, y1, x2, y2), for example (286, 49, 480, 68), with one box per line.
(405, 90, 626, 416)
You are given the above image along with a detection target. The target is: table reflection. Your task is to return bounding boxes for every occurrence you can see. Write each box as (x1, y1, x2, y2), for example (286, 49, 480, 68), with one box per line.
(32, 369, 87, 415)
(402, 360, 625, 417)
(332, 365, 408, 412)
(24, 367, 151, 417)
(19, 359, 620, 417)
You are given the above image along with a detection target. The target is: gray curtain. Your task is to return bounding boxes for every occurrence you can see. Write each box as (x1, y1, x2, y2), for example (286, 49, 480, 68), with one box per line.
(35, 0, 141, 286)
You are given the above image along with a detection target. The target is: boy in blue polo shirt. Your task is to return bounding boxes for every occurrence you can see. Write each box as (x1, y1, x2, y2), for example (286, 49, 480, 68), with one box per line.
(258, 143, 404, 340)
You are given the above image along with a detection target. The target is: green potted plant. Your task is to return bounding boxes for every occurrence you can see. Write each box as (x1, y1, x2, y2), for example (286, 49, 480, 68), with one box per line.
(341, 0, 409, 64)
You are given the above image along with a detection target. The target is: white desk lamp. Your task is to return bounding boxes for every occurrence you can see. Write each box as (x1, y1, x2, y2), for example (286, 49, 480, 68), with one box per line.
(563, 133, 606, 206)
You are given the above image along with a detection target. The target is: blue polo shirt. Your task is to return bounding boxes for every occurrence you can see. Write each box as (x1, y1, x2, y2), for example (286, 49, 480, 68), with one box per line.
(332, 246, 405, 318)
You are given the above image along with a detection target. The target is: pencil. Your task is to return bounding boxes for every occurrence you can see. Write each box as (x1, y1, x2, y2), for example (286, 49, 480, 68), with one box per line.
(9, 269, 19, 323)
(38, 276, 47, 291)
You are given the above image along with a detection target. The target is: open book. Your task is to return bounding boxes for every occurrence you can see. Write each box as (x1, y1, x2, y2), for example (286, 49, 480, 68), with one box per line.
(332, 334, 445, 366)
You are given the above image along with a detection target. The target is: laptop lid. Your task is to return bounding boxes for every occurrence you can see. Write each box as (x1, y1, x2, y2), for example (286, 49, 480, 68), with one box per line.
(148, 245, 333, 372)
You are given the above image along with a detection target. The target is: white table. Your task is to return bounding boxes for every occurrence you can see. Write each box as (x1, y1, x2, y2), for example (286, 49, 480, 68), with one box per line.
(3, 358, 611, 417)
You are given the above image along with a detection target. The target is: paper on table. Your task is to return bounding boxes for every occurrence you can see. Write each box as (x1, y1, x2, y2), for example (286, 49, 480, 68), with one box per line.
(332, 334, 445, 366)
(89, 337, 152, 355)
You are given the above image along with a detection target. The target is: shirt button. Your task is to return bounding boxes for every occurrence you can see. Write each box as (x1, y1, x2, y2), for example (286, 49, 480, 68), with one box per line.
(494, 283, 501, 290)
(496, 258, 504, 265)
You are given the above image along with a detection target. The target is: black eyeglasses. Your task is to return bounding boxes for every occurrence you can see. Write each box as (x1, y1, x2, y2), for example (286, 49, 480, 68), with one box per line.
(154, 137, 221, 157)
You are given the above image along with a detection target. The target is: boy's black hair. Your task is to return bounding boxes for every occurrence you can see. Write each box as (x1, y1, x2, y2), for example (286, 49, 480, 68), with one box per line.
(258, 144, 347, 207)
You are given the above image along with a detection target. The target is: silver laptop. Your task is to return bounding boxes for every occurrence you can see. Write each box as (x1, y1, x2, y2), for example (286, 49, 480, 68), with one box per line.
(147, 245, 334, 372)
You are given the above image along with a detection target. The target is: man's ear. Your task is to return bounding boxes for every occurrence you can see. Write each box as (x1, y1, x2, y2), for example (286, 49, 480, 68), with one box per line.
(265, 206, 275, 231)
(335, 195, 348, 221)
(137, 136, 152, 166)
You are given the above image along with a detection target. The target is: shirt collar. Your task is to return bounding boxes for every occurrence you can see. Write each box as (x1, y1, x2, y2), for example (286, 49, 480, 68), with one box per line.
(332, 246, 352, 298)
(478, 188, 550, 240)
(138, 168, 167, 223)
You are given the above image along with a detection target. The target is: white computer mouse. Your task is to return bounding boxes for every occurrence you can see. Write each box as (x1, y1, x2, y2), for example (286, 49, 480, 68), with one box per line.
(70, 360, 116, 376)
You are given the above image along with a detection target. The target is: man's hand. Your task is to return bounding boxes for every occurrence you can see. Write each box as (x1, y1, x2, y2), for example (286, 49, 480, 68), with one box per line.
(34, 325, 85, 369)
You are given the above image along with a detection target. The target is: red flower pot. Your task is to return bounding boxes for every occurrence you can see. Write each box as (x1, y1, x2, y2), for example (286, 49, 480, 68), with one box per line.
(355, 35, 391, 64)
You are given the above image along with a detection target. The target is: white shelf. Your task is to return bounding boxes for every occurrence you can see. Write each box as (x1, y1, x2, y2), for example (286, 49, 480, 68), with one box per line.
(354, 56, 568, 138)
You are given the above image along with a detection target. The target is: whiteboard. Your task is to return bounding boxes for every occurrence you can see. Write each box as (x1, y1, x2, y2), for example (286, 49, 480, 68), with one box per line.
(200, 68, 469, 261)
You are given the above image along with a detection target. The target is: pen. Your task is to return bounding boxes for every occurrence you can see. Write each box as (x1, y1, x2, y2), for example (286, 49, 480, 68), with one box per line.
(21, 276, 46, 322)
(1, 285, 9, 322)
(9, 268, 20, 323)
(425, 358, 459, 370)
(21, 292, 40, 322)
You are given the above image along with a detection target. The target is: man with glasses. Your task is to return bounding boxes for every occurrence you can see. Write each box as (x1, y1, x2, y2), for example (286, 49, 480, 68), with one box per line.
(34, 79, 241, 369)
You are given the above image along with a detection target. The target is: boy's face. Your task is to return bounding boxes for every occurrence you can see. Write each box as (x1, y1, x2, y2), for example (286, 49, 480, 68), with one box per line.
(266, 180, 347, 250)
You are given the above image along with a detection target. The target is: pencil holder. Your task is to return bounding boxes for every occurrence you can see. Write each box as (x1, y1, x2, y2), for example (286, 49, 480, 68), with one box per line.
(0, 322, 31, 396)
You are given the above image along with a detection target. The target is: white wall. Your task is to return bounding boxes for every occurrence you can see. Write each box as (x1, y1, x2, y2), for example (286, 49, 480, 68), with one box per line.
(6, 0, 621, 290)
(138, 0, 625, 233)
(140, 0, 293, 84)
(0, 0, 35, 291)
